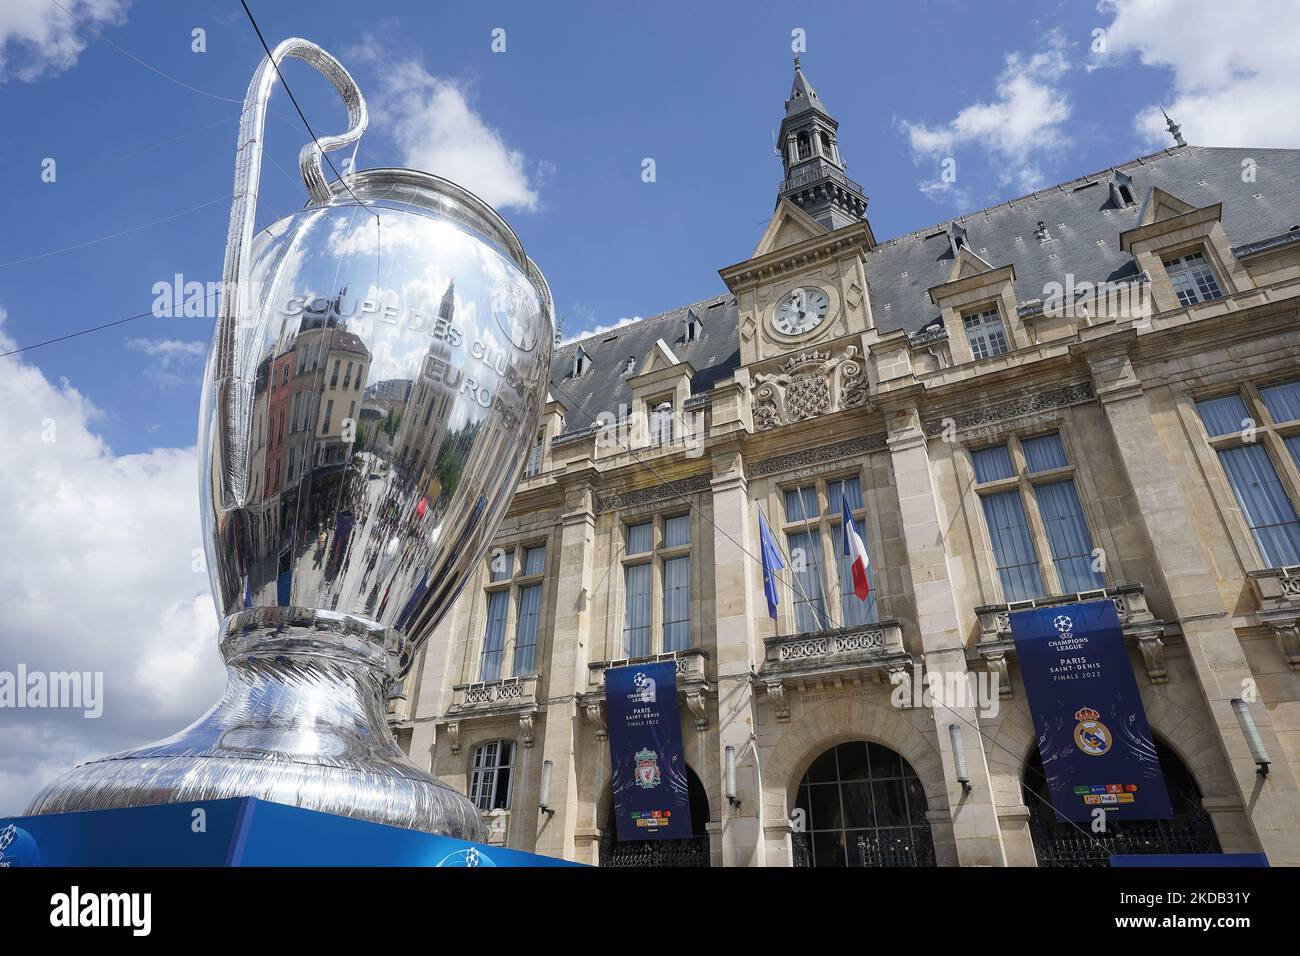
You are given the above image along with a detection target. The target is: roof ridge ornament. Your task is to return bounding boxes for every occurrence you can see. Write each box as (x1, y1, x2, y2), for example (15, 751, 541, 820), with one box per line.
(1161, 106, 1186, 148)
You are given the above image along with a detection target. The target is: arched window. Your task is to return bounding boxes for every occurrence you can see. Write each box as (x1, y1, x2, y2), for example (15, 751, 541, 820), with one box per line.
(469, 739, 515, 812)
(600, 765, 710, 867)
(796, 132, 811, 161)
(1022, 739, 1221, 867)
(819, 131, 832, 156)
(793, 741, 935, 867)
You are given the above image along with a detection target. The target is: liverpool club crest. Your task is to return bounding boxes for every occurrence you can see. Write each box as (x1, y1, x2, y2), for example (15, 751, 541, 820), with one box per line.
(634, 747, 662, 789)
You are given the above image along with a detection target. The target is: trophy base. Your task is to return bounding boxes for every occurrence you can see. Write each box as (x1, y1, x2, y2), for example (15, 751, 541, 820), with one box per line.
(26, 638, 484, 842)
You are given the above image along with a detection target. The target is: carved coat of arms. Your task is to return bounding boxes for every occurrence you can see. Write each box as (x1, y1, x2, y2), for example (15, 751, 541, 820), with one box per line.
(752, 346, 870, 431)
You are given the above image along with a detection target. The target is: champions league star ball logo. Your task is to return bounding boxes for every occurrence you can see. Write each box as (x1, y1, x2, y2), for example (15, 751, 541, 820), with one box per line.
(0, 823, 39, 867)
(436, 846, 497, 867)
(1054, 614, 1073, 633)
(634, 747, 663, 789)
(630, 671, 657, 704)
(1073, 707, 1112, 757)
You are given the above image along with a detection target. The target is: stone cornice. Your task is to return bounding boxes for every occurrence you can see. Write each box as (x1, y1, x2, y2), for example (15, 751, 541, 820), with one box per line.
(749, 432, 888, 478)
(921, 381, 1095, 437)
(595, 473, 712, 514)
(719, 223, 873, 290)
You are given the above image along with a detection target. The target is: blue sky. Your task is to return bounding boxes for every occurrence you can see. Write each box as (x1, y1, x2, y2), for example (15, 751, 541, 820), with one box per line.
(2, 0, 1297, 813)
(0, 0, 1264, 455)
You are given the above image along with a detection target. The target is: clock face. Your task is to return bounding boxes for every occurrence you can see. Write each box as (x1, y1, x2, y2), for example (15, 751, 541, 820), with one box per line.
(772, 286, 830, 336)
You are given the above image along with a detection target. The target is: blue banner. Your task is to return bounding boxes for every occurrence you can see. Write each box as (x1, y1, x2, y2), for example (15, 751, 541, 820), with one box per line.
(1011, 599, 1172, 823)
(605, 661, 693, 841)
(0, 798, 580, 867)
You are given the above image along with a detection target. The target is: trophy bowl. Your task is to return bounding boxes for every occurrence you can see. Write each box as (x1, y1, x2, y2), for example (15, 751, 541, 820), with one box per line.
(27, 40, 552, 840)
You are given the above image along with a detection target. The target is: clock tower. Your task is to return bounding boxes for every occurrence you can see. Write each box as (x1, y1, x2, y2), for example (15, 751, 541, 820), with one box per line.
(719, 57, 877, 381)
(777, 57, 869, 231)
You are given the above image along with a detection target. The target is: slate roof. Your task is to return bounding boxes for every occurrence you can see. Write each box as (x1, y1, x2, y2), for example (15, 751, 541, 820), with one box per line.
(547, 145, 1300, 437)
(865, 145, 1300, 336)
(549, 296, 739, 434)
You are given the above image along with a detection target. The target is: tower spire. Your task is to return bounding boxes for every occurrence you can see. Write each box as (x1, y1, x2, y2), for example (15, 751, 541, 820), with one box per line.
(1161, 107, 1186, 147)
(775, 58, 868, 231)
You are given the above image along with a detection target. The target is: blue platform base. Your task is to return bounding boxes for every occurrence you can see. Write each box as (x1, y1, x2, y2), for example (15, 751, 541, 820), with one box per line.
(1, 798, 579, 867)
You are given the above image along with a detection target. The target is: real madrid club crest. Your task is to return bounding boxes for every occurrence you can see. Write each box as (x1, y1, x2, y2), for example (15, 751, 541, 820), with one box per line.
(634, 747, 662, 789)
(1073, 707, 1112, 756)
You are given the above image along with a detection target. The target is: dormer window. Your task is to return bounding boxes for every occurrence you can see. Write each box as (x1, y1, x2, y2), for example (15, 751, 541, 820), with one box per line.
(962, 305, 1010, 360)
(1163, 251, 1223, 306)
(684, 309, 702, 343)
(947, 222, 968, 257)
(572, 345, 591, 377)
(1109, 170, 1136, 208)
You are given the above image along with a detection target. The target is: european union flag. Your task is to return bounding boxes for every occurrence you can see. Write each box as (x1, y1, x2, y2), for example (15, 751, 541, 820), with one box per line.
(758, 509, 787, 619)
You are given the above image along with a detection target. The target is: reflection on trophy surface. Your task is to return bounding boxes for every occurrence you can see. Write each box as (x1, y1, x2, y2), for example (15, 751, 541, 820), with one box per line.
(27, 38, 552, 839)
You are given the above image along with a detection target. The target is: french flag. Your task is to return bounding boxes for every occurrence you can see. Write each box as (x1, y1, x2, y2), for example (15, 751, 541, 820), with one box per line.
(841, 497, 871, 601)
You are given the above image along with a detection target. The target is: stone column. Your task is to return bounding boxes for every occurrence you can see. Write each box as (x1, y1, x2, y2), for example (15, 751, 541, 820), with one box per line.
(710, 446, 765, 866)
(1087, 344, 1300, 865)
(533, 471, 598, 861)
(887, 405, 1009, 866)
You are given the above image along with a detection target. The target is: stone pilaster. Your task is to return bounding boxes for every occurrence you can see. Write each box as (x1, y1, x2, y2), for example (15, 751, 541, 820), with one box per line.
(533, 472, 598, 860)
(887, 404, 1009, 866)
(710, 446, 765, 865)
(1087, 343, 1300, 865)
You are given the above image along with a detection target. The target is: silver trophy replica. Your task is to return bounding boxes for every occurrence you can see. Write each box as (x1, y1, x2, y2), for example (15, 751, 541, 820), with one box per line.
(28, 39, 553, 840)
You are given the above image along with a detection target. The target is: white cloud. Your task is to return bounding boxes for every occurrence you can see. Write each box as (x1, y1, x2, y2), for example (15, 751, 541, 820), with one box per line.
(0, 308, 224, 815)
(125, 337, 205, 364)
(560, 314, 642, 346)
(350, 36, 541, 212)
(901, 30, 1073, 196)
(1096, 0, 1300, 148)
(0, 0, 128, 83)
(124, 336, 206, 388)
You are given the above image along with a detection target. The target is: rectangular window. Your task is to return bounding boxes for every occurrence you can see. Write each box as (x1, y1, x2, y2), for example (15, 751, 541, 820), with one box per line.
(322, 400, 333, 435)
(522, 545, 546, 576)
(662, 555, 690, 651)
(343, 362, 353, 388)
(963, 306, 1010, 360)
(1197, 394, 1251, 437)
(650, 401, 674, 446)
(980, 490, 1045, 601)
(469, 740, 514, 812)
(1260, 380, 1300, 424)
(627, 522, 653, 556)
(971, 444, 1015, 483)
(512, 583, 541, 675)
(787, 528, 830, 633)
(1164, 251, 1223, 306)
(784, 485, 819, 523)
(480, 590, 509, 682)
(330, 359, 339, 387)
(623, 563, 652, 657)
(1022, 433, 1069, 473)
(1034, 479, 1104, 591)
(525, 433, 544, 477)
(826, 476, 863, 511)
(1215, 444, 1300, 568)
(663, 514, 690, 548)
(489, 550, 515, 582)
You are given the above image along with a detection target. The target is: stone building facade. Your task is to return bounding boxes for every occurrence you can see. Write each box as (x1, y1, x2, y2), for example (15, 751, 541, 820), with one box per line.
(392, 63, 1300, 866)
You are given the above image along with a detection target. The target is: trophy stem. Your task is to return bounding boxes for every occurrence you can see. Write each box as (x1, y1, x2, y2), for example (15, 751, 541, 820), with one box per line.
(26, 616, 484, 841)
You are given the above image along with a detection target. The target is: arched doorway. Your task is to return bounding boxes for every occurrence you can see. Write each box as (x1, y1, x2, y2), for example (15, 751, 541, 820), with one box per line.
(792, 741, 936, 867)
(598, 765, 710, 867)
(1023, 739, 1221, 867)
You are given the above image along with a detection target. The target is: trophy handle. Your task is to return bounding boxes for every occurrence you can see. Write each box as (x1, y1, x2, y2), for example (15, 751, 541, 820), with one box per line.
(213, 38, 368, 507)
